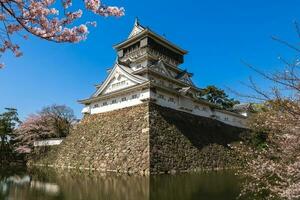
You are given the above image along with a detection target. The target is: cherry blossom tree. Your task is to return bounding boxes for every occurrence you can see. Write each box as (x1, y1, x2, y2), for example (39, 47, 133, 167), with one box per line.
(237, 100, 300, 200)
(14, 114, 50, 153)
(235, 23, 300, 200)
(0, 0, 124, 67)
(14, 104, 76, 153)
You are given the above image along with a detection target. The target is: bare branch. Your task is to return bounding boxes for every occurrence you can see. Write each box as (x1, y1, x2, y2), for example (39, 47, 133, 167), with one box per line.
(295, 21, 300, 39)
(272, 36, 300, 53)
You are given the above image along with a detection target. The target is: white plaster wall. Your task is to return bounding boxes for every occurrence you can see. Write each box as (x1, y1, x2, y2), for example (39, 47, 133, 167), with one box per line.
(192, 104, 213, 118)
(150, 90, 178, 110)
(178, 96, 194, 111)
(34, 139, 63, 147)
(89, 89, 150, 114)
(102, 75, 136, 94)
(84, 88, 247, 128)
(150, 90, 247, 128)
(131, 60, 148, 70)
(213, 110, 247, 128)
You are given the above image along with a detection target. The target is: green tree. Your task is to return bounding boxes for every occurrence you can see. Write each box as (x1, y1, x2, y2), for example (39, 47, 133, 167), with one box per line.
(198, 85, 240, 110)
(0, 108, 20, 150)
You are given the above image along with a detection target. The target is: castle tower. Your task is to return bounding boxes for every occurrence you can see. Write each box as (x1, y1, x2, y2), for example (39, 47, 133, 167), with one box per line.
(79, 19, 247, 128)
(115, 18, 186, 68)
(36, 20, 248, 175)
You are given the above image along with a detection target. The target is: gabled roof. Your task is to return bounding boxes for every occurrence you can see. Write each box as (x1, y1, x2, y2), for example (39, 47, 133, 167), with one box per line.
(175, 70, 194, 86)
(149, 59, 173, 78)
(114, 19, 187, 55)
(79, 82, 150, 105)
(178, 87, 191, 94)
(128, 18, 145, 38)
(175, 70, 193, 79)
(92, 62, 147, 97)
(232, 103, 254, 112)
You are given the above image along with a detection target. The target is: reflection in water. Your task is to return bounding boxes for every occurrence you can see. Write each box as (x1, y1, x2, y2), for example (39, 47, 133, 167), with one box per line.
(150, 172, 240, 200)
(30, 181, 60, 195)
(0, 168, 241, 200)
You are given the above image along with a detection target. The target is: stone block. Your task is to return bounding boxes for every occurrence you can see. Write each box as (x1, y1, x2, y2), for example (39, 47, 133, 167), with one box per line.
(34, 102, 247, 175)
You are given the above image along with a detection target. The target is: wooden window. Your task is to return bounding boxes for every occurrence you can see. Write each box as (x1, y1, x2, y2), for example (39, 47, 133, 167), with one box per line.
(168, 97, 175, 103)
(149, 77, 156, 83)
(159, 80, 165, 86)
(121, 97, 127, 102)
(136, 64, 142, 69)
(103, 102, 108, 106)
(112, 99, 117, 104)
(94, 104, 99, 108)
(111, 81, 126, 89)
(158, 94, 165, 100)
(132, 94, 138, 99)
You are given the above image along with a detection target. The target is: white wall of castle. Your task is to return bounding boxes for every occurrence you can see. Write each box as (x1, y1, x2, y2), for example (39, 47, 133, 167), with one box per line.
(150, 90, 247, 128)
(102, 75, 136, 94)
(88, 89, 150, 115)
(130, 60, 148, 71)
(34, 139, 63, 147)
(84, 88, 247, 128)
(83, 72, 247, 128)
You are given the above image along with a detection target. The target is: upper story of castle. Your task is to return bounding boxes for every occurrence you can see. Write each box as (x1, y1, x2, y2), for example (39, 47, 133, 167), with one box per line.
(80, 19, 199, 104)
(110, 19, 195, 88)
(114, 18, 187, 69)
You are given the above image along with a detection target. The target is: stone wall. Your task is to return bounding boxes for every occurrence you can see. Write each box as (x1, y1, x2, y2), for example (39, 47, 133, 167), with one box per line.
(149, 103, 246, 173)
(34, 102, 247, 175)
(35, 103, 150, 175)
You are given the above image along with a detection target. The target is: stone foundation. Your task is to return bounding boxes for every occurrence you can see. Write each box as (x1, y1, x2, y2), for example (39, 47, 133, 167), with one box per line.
(149, 103, 245, 173)
(34, 102, 246, 175)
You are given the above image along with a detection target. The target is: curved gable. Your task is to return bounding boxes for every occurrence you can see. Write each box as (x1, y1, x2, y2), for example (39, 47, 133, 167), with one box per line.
(93, 64, 147, 97)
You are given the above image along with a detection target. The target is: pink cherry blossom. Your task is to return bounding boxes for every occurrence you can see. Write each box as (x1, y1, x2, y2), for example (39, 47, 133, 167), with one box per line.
(0, 0, 124, 67)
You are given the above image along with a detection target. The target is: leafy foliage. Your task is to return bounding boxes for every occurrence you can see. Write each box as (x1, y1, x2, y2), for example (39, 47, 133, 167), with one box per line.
(198, 85, 240, 110)
(0, 108, 20, 149)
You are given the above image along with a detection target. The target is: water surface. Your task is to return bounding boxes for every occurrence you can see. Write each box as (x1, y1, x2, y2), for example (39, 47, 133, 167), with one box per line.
(0, 167, 241, 200)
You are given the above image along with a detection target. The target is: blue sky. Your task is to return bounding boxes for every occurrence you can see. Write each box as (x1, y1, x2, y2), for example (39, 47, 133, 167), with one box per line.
(1, 0, 300, 120)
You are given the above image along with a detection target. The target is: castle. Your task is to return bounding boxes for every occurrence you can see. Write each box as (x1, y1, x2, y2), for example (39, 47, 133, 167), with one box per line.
(36, 20, 248, 174)
(79, 19, 247, 128)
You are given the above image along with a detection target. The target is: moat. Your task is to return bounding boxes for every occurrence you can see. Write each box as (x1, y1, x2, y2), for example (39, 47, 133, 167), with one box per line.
(0, 167, 242, 200)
